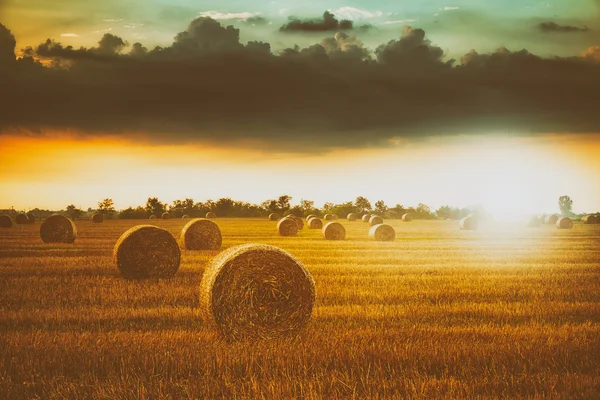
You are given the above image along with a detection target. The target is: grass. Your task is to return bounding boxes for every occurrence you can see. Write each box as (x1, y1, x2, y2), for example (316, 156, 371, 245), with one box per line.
(0, 218, 599, 399)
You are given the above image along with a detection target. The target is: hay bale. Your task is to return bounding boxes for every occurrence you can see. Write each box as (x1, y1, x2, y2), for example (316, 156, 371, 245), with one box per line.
(362, 214, 371, 222)
(306, 214, 317, 221)
(292, 216, 304, 230)
(277, 218, 298, 236)
(206, 212, 217, 219)
(91, 213, 104, 223)
(459, 215, 478, 230)
(369, 215, 384, 227)
(181, 218, 222, 250)
(324, 214, 334, 221)
(545, 214, 559, 225)
(15, 213, 29, 225)
(199, 244, 316, 340)
(347, 213, 358, 221)
(322, 222, 346, 240)
(162, 212, 171, 220)
(40, 215, 77, 243)
(556, 217, 573, 229)
(268, 213, 280, 221)
(332, 214, 339, 220)
(0, 215, 12, 228)
(402, 213, 412, 222)
(525, 215, 541, 227)
(582, 215, 598, 225)
(27, 213, 35, 224)
(538, 215, 546, 223)
(182, 214, 190, 219)
(149, 215, 157, 219)
(114, 225, 181, 279)
(369, 224, 396, 242)
(307, 217, 323, 229)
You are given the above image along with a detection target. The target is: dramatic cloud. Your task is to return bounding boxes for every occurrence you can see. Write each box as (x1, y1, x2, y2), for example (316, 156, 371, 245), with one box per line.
(538, 22, 589, 33)
(2, 17, 600, 151)
(280, 11, 354, 32)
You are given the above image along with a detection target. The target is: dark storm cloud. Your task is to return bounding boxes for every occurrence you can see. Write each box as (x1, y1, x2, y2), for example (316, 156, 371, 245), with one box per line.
(280, 11, 354, 32)
(538, 22, 589, 33)
(2, 17, 600, 151)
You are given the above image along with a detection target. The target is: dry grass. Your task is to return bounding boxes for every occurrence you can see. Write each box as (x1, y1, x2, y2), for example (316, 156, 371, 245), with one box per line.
(1, 219, 599, 399)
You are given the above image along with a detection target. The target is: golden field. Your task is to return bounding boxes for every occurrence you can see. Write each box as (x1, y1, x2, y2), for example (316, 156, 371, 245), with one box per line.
(0, 218, 599, 399)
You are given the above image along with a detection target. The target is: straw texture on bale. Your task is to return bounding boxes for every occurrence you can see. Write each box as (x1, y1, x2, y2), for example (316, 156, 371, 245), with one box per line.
(199, 244, 316, 340)
(369, 215, 384, 227)
(322, 222, 346, 240)
(0, 215, 12, 228)
(459, 215, 478, 230)
(180, 218, 222, 251)
(306, 214, 317, 221)
(206, 212, 217, 219)
(556, 217, 573, 229)
(368, 224, 396, 242)
(545, 214, 559, 225)
(277, 218, 298, 236)
(27, 213, 35, 223)
(114, 225, 181, 279)
(40, 215, 77, 243)
(91, 213, 104, 223)
(15, 213, 29, 225)
(287, 216, 304, 230)
(347, 213, 358, 221)
(268, 213, 280, 221)
(161, 212, 171, 220)
(307, 217, 323, 229)
(331, 214, 339, 220)
(362, 214, 371, 222)
(402, 213, 412, 222)
(182, 215, 190, 219)
(149, 215, 157, 219)
(526, 215, 541, 227)
(324, 214, 334, 221)
(582, 215, 598, 224)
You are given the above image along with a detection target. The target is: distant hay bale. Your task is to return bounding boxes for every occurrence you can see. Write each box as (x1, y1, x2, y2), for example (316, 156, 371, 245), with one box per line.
(206, 212, 217, 219)
(369, 215, 384, 227)
(582, 215, 598, 225)
(40, 215, 77, 243)
(402, 213, 412, 222)
(149, 215, 157, 219)
(113, 225, 181, 279)
(459, 215, 478, 230)
(324, 214, 334, 221)
(347, 213, 358, 221)
(362, 214, 372, 222)
(91, 213, 104, 223)
(180, 218, 222, 250)
(199, 244, 316, 340)
(292, 216, 304, 230)
(368, 224, 396, 242)
(556, 217, 573, 229)
(331, 214, 339, 220)
(162, 212, 171, 220)
(306, 214, 317, 221)
(27, 213, 35, 224)
(15, 213, 29, 225)
(307, 217, 323, 229)
(322, 222, 346, 240)
(538, 215, 546, 223)
(268, 213, 280, 221)
(182, 214, 190, 219)
(0, 215, 12, 228)
(277, 218, 298, 237)
(545, 214, 559, 225)
(525, 215, 541, 227)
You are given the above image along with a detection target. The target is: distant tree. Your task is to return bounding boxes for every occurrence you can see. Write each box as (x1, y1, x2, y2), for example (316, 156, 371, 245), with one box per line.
(558, 195, 573, 216)
(170, 198, 195, 217)
(277, 195, 292, 212)
(261, 199, 279, 213)
(66, 204, 82, 220)
(355, 196, 372, 213)
(330, 201, 356, 217)
(97, 198, 115, 214)
(322, 202, 334, 212)
(415, 203, 435, 219)
(436, 205, 452, 220)
(374, 200, 388, 214)
(215, 198, 235, 217)
(300, 200, 315, 214)
(118, 206, 148, 219)
(145, 197, 165, 217)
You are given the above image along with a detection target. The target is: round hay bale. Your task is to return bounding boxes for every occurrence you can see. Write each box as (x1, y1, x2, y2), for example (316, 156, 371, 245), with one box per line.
(369, 215, 384, 227)
(180, 218, 222, 250)
(268, 213, 280, 221)
(362, 214, 372, 222)
(402, 213, 412, 222)
(114, 225, 181, 279)
(182, 214, 190, 219)
(556, 217, 573, 229)
(545, 214, 559, 225)
(347, 213, 358, 221)
(91, 213, 104, 223)
(292, 216, 304, 230)
(199, 244, 316, 340)
(525, 215, 541, 227)
(306, 214, 317, 221)
(15, 213, 29, 225)
(331, 214, 339, 220)
(27, 213, 35, 224)
(206, 212, 217, 219)
(459, 215, 478, 230)
(277, 218, 298, 237)
(161, 212, 171, 220)
(0, 214, 13, 228)
(582, 215, 597, 225)
(149, 215, 157, 219)
(40, 215, 77, 243)
(322, 222, 346, 240)
(324, 214, 334, 221)
(369, 224, 396, 242)
(307, 217, 323, 229)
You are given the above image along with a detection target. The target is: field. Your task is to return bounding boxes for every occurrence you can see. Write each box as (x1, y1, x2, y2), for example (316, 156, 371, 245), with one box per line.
(1, 218, 599, 399)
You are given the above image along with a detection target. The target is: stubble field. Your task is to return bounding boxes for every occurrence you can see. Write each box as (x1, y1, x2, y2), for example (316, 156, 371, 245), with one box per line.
(0, 218, 599, 399)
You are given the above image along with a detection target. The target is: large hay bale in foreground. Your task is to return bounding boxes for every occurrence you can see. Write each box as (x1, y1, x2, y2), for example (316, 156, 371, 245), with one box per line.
(114, 225, 181, 279)
(0, 215, 12, 228)
(277, 218, 298, 236)
(556, 217, 573, 229)
(545, 214, 559, 225)
(369, 215, 384, 227)
(369, 224, 396, 242)
(149, 215, 157, 219)
(362, 214, 372, 222)
(268, 213, 280, 221)
(199, 244, 316, 340)
(324, 214, 334, 221)
(40, 215, 77, 243)
(402, 213, 412, 222)
(307, 217, 323, 229)
(459, 215, 478, 230)
(162, 212, 171, 220)
(27, 213, 35, 224)
(322, 222, 346, 240)
(347, 213, 358, 221)
(206, 212, 217, 219)
(181, 218, 222, 250)
(525, 215, 541, 227)
(15, 213, 29, 225)
(91, 213, 104, 223)
(582, 215, 598, 225)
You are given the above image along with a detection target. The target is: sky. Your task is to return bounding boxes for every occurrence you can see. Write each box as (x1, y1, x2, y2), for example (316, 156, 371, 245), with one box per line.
(1, 0, 600, 217)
